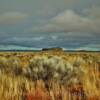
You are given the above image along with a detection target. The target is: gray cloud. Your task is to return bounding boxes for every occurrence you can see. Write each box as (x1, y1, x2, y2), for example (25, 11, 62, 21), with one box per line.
(32, 10, 100, 33)
(0, 12, 28, 25)
(83, 6, 100, 19)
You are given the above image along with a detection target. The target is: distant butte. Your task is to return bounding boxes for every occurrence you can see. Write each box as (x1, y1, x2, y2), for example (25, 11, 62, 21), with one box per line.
(42, 47, 63, 52)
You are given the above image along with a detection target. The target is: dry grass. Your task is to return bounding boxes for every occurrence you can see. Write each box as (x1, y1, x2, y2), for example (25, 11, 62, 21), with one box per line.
(0, 51, 100, 100)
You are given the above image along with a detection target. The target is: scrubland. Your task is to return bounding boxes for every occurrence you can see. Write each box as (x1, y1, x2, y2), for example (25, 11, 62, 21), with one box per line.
(0, 51, 100, 100)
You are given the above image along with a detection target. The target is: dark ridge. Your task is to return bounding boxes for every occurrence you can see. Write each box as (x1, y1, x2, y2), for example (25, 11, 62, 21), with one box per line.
(0, 49, 100, 53)
(42, 47, 63, 52)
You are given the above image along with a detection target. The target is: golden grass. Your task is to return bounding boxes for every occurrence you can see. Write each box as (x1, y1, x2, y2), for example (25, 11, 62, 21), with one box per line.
(0, 51, 100, 100)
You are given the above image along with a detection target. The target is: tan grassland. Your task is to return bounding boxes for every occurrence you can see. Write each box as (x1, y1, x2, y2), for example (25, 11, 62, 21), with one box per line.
(0, 51, 100, 100)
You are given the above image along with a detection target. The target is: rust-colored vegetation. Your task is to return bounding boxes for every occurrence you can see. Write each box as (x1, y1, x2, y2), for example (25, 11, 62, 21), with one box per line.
(0, 51, 100, 100)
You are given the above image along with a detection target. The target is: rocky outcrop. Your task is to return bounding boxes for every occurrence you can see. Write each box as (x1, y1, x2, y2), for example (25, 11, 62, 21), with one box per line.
(42, 47, 63, 52)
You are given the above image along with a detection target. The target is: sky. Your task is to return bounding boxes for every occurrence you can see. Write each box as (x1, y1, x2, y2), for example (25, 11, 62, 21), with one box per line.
(0, 0, 100, 50)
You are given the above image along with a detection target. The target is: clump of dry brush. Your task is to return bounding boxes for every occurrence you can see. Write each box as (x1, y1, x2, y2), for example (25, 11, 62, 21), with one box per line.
(0, 52, 100, 100)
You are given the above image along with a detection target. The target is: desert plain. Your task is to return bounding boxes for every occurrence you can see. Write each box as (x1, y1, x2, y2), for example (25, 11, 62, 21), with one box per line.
(0, 50, 100, 100)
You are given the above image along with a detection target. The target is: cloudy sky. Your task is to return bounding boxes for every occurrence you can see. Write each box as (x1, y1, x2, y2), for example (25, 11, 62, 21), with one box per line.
(0, 0, 100, 50)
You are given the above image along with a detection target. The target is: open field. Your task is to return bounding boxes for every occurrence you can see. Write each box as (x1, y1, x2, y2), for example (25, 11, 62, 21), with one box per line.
(0, 51, 100, 100)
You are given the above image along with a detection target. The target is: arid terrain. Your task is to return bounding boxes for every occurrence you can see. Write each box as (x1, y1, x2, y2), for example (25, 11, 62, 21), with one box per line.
(0, 50, 100, 100)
